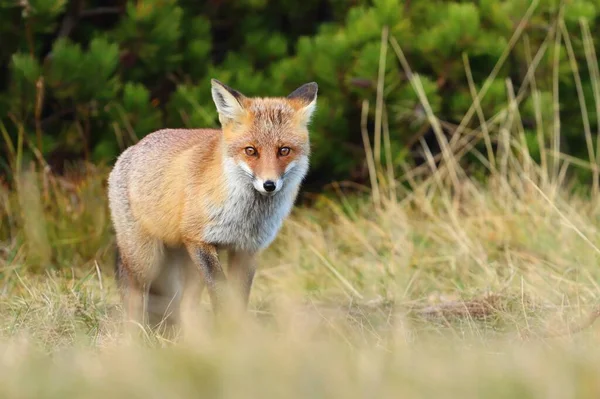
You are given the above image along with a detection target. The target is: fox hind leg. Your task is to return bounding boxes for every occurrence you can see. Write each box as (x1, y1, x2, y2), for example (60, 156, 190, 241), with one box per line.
(115, 232, 166, 335)
(146, 247, 192, 336)
(116, 252, 149, 334)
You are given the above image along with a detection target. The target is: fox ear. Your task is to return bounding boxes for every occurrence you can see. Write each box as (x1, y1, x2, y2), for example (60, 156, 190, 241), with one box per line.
(211, 79, 246, 125)
(288, 82, 318, 125)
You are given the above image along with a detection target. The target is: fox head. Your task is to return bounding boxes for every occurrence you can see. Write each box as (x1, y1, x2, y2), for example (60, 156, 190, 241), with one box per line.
(211, 79, 318, 196)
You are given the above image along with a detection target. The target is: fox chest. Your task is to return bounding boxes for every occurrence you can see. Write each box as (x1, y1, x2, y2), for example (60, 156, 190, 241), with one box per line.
(201, 188, 295, 252)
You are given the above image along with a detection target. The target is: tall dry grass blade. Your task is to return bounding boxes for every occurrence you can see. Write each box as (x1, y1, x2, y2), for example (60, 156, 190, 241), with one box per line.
(523, 34, 549, 185)
(560, 19, 597, 196)
(449, 0, 540, 147)
(418, 137, 444, 193)
(498, 79, 517, 180)
(112, 122, 125, 151)
(15, 123, 24, 177)
(415, 73, 462, 190)
(549, 151, 595, 172)
(447, 25, 556, 170)
(382, 106, 396, 202)
(505, 75, 531, 178)
(374, 26, 389, 166)
(462, 52, 496, 173)
(556, 158, 571, 191)
(34, 76, 44, 154)
(112, 104, 139, 145)
(360, 100, 381, 208)
(16, 166, 51, 269)
(398, 162, 418, 192)
(525, 176, 600, 257)
(94, 260, 104, 293)
(515, 20, 558, 102)
(308, 245, 363, 300)
(318, 197, 380, 258)
(330, 182, 359, 221)
(396, 13, 556, 186)
(580, 18, 600, 200)
(0, 121, 16, 167)
(552, 20, 563, 187)
(388, 36, 461, 190)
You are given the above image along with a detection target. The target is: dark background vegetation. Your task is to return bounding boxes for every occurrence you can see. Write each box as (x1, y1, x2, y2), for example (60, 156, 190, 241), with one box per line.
(1, 0, 599, 190)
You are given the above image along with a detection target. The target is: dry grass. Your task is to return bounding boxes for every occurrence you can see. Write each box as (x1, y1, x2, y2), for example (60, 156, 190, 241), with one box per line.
(2, 159, 600, 397)
(2, 9, 600, 398)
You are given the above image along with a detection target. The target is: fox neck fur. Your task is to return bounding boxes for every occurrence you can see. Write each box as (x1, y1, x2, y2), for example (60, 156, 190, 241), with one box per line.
(202, 153, 308, 252)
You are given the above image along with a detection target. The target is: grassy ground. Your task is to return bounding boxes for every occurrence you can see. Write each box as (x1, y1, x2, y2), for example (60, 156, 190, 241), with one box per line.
(3, 14, 600, 398)
(2, 146, 600, 398)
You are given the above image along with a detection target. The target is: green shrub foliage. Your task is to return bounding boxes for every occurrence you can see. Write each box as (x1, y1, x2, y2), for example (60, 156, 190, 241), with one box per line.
(1, 0, 599, 186)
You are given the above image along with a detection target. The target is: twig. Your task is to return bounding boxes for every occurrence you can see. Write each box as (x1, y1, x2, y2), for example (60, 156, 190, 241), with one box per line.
(55, 0, 84, 39)
(80, 7, 122, 18)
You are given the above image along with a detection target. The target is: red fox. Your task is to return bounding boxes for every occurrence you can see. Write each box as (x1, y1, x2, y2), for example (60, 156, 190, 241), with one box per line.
(108, 79, 318, 331)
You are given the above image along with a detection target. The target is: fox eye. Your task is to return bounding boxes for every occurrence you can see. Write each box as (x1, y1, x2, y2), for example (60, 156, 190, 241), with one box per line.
(279, 147, 291, 156)
(244, 147, 257, 156)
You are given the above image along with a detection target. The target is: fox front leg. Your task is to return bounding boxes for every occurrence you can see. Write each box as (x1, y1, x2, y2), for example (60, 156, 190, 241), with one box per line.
(227, 250, 257, 309)
(186, 242, 231, 313)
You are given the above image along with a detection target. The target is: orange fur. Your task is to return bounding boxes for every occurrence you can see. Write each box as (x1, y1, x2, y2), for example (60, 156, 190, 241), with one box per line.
(108, 80, 318, 332)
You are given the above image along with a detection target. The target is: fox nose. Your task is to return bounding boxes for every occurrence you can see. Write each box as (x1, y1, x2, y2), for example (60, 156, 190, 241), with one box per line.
(263, 180, 276, 192)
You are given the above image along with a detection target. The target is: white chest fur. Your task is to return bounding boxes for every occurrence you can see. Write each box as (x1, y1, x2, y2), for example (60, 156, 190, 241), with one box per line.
(201, 158, 308, 252)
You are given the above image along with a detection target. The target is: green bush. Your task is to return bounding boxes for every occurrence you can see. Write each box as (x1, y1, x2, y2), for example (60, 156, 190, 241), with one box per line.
(1, 0, 599, 186)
